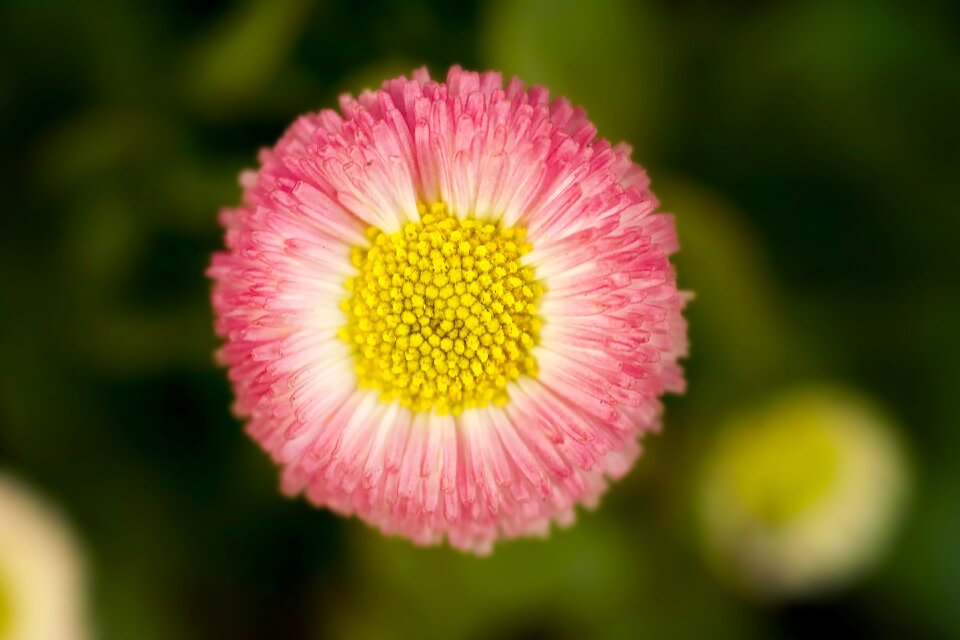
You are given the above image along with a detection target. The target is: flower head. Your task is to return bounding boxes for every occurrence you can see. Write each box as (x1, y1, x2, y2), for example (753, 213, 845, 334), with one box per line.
(0, 473, 90, 640)
(210, 66, 687, 553)
(698, 387, 909, 598)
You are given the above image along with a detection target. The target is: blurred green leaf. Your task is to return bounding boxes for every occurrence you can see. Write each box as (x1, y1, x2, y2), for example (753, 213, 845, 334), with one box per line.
(483, 0, 670, 150)
(655, 177, 799, 403)
(336, 58, 421, 97)
(328, 520, 643, 640)
(183, 0, 316, 115)
(716, 0, 959, 177)
(63, 191, 146, 293)
(35, 109, 182, 190)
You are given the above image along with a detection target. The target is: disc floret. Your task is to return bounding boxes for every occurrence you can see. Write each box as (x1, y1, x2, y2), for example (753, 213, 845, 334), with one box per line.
(340, 202, 544, 415)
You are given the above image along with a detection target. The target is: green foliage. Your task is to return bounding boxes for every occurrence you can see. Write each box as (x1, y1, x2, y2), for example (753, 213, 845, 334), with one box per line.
(184, 0, 316, 115)
(484, 0, 669, 150)
(0, 0, 956, 638)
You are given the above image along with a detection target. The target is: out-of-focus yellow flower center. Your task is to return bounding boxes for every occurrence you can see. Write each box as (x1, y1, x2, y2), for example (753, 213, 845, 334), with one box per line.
(721, 408, 841, 527)
(0, 564, 12, 636)
(340, 202, 543, 415)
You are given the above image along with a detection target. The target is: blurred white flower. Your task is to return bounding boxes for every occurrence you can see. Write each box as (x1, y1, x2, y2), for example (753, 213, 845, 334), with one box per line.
(697, 387, 909, 599)
(0, 473, 90, 640)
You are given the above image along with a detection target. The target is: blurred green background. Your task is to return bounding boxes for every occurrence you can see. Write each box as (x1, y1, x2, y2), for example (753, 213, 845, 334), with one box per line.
(0, 0, 957, 638)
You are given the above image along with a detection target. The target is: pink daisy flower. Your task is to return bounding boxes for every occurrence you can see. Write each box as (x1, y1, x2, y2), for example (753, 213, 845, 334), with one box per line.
(209, 66, 687, 554)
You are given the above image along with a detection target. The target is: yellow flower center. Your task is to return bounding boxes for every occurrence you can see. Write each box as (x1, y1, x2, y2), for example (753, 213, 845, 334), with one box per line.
(722, 406, 841, 527)
(339, 202, 544, 415)
(0, 563, 11, 637)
